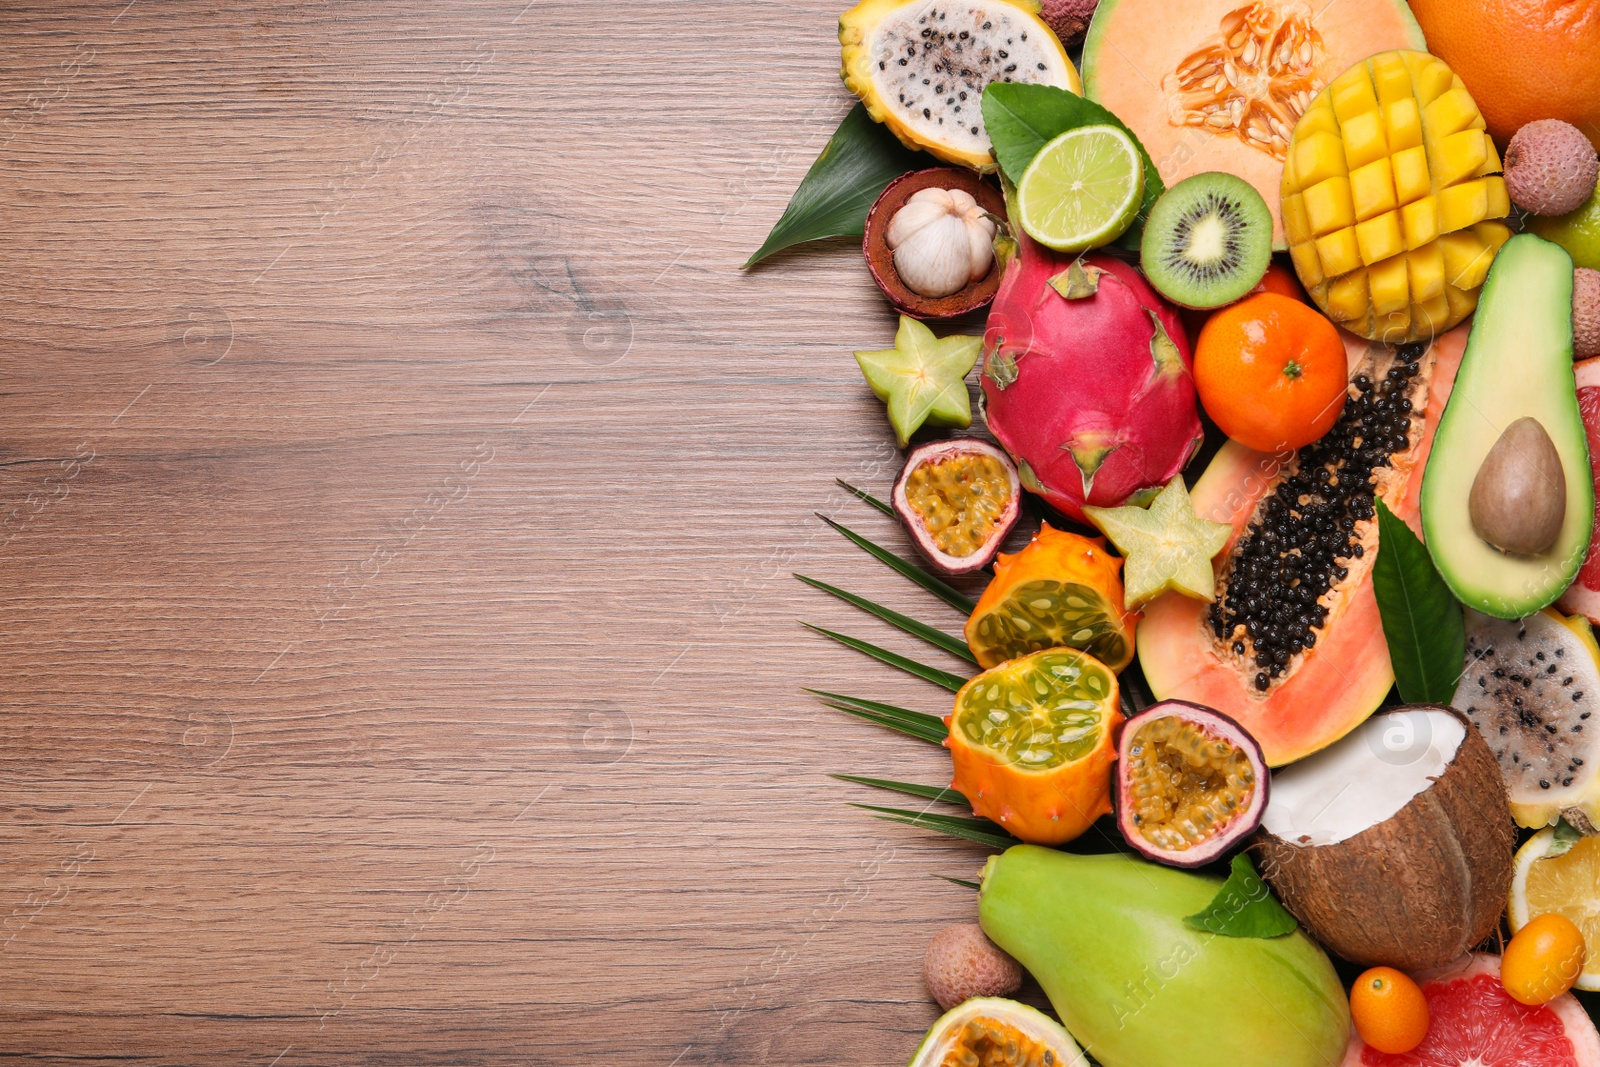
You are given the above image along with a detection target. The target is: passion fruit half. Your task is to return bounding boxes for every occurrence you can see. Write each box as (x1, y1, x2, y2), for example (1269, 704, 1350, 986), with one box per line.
(892, 438, 1021, 576)
(909, 997, 1089, 1067)
(864, 167, 1007, 320)
(1115, 700, 1267, 868)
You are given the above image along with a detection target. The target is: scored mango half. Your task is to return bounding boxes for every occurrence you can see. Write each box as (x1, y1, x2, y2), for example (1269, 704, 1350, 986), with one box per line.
(1282, 50, 1513, 342)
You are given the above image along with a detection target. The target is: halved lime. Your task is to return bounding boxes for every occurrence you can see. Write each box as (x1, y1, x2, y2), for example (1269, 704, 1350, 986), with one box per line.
(1016, 125, 1145, 253)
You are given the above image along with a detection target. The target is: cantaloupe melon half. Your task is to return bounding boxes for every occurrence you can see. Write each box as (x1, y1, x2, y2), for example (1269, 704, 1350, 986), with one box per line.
(1081, 0, 1425, 247)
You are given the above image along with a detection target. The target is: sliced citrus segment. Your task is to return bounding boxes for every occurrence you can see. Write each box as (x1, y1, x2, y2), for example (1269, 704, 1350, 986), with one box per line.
(1015, 125, 1144, 253)
(1510, 828, 1600, 992)
(965, 525, 1137, 672)
(945, 646, 1123, 845)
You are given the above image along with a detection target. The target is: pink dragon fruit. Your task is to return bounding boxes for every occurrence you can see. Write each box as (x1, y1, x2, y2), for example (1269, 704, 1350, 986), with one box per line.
(980, 234, 1204, 522)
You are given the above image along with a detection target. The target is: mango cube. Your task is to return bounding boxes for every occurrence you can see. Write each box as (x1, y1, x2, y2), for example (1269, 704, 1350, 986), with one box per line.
(1444, 284, 1479, 321)
(1293, 132, 1349, 190)
(1407, 242, 1447, 303)
(1367, 255, 1411, 315)
(1477, 133, 1502, 177)
(1437, 179, 1490, 232)
(1433, 129, 1489, 187)
(1392, 147, 1432, 205)
(1305, 177, 1356, 236)
(1401, 197, 1440, 250)
(1316, 228, 1363, 278)
(1357, 212, 1405, 266)
(1325, 269, 1369, 322)
(1412, 291, 1452, 334)
(1439, 230, 1494, 289)
(1370, 53, 1414, 107)
(1341, 111, 1389, 171)
(1424, 88, 1484, 138)
(1384, 99, 1423, 152)
(1290, 239, 1325, 289)
(1410, 59, 1455, 107)
(1485, 175, 1511, 219)
(1331, 66, 1379, 124)
(1281, 193, 1314, 245)
(1350, 158, 1398, 221)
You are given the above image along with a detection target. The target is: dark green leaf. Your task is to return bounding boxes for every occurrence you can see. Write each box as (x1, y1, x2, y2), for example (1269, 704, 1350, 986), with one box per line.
(1373, 497, 1466, 704)
(936, 875, 981, 890)
(803, 624, 969, 691)
(1183, 854, 1298, 938)
(835, 479, 895, 518)
(807, 689, 949, 744)
(816, 513, 978, 614)
(796, 574, 977, 663)
(831, 774, 968, 806)
(855, 803, 1018, 849)
(743, 102, 924, 269)
(981, 83, 1163, 248)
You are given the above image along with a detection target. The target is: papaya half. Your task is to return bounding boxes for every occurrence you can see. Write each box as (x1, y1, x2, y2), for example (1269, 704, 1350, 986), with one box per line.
(1139, 324, 1468, 766)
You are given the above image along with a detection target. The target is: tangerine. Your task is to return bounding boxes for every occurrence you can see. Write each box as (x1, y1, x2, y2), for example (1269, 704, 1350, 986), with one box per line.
(1503, 913, 1588, 1006)
(1247, 263, 1305, 303)
(1195, 293, 1347, 453)
(1407, 0, 1600, 152)
(1350, 966, 1430, 1055)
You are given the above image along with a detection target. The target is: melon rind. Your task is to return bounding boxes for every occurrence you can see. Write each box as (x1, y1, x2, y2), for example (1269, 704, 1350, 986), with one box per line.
(1080, 0, 1425, 248)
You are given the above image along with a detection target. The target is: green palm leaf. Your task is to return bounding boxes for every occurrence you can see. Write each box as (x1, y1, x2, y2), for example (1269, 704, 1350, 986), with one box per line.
(831, 774, 968, 806)
(836, 479, 895, 517)
(797, 574, 977, 663)
(803, 624, 968, 691)
(816, 514, 978, 614)
(855, 803, 1018, 849)
(807, 689, 948, 744)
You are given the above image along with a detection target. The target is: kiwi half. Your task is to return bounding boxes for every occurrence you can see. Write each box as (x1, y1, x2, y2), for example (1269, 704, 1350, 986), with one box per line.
(1140, 172, 1272, 309)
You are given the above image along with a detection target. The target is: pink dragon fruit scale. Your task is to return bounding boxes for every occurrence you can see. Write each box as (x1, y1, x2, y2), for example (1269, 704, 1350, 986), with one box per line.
(980, 233, 1204, 523)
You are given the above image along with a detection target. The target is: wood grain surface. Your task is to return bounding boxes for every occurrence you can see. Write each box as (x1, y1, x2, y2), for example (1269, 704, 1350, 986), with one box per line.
(0, 1, 1008, 1062)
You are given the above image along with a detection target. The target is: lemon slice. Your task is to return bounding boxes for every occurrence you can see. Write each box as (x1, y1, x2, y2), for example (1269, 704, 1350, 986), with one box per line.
(1015, 125, 1145, 253)
(1509, 826, 1600, 991)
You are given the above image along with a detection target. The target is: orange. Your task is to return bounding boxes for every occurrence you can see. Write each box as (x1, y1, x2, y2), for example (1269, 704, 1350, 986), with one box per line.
(1502, 913, 1587, 1006)
(1350, 966, 1430, 1055)
(1247, 263, 1305, 304)
(1195, 293, 1348, 453)
(1408, 0, 1600, 151)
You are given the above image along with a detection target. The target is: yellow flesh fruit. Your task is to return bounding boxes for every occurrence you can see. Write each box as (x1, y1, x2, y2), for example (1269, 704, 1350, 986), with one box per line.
(937, 1016, 1059, 1067)
(905, 454, 1016, 559)
(1123, 716, 1256, 854)
(954, 650, 1114, 770)
(1282, 50, 1512, 341)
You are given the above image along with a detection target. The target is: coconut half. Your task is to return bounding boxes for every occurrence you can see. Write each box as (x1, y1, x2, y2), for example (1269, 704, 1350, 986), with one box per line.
(1256, 705, 1515, 971)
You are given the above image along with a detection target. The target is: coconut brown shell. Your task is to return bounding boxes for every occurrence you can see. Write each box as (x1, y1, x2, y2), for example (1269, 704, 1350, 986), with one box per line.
(1255, 704, 1515, 972)
(863, 167, 1007, 320)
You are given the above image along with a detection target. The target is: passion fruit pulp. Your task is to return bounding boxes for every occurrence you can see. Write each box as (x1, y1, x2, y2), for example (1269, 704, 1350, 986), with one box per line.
(947, 646, 1123, 846)
(1116, 701, 1267, 868)
(909, 997, 1088, 1067)
(892, 439, 1021, 576)
(965, 524, 1138, 672)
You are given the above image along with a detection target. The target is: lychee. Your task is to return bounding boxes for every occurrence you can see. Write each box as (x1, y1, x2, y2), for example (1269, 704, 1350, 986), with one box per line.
(1505, 119, 1600, 217)
(923, 923, 1023, 1010)
(1575, 268, 1600, 359)
(1040, 0, 1099, 50)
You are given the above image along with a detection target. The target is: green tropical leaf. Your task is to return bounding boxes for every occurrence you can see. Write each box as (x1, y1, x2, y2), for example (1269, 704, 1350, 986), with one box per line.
(803, 624, 969, 691)
(744, 102, 924, 269)
(836, 479, 895, 518)
(981, 82, 1163, 248)
(855, 803, 1018, 849)
(808, 689, 949, 744)
(816, 513, 978, 614)
(936, 875, 981, 890)
(797, 574, 977, 663)
(1183, 854, 1298, 938)
(1373, 497, 1466, 704)
(831, 774, 968, 806)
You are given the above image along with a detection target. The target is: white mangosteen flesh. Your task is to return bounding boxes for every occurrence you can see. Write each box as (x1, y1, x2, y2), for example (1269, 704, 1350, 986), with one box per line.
(1262, 708, 1465, 846)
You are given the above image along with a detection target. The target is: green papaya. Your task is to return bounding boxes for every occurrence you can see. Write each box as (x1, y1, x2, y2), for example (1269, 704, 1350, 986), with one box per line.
(978, 845, 1349, 1067)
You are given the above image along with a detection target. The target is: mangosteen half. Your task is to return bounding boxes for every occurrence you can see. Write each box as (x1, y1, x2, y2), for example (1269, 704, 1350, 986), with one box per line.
(864, 167, 1009, 321)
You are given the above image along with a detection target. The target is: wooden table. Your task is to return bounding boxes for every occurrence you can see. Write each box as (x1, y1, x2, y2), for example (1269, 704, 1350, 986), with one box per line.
(0, 2, 993, 1061)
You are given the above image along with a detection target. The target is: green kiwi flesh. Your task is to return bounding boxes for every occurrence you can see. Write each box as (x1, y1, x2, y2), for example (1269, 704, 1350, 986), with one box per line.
(1139, 172, 1272, 310)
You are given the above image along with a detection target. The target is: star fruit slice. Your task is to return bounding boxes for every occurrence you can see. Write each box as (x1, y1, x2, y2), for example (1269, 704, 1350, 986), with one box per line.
(1083, 478, 1231, 607)
(854, 316, 982, 448)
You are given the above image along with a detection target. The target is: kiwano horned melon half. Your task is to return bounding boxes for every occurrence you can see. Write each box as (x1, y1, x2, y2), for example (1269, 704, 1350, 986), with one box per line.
(1081, 0, 1426, 247)
(840, 0, 1080, 171)
(1140, 325, 1468, 766)
(1283, 50, 1514, 342)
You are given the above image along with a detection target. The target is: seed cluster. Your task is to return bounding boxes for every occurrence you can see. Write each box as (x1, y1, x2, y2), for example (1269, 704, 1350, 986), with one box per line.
(905, 453, 1014, 558)
(1125, 715, 1257, 853)
(1208, 342, 1427, 690)
(1460, 624, 1596, 792)
(941, 1016, 1060, 1067)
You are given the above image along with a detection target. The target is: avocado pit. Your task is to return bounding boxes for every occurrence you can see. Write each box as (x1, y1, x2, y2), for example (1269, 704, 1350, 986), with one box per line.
(1469, 416, 1567, 556)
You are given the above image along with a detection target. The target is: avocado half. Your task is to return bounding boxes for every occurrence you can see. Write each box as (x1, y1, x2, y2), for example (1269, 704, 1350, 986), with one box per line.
(1421, 234, 1595, 619)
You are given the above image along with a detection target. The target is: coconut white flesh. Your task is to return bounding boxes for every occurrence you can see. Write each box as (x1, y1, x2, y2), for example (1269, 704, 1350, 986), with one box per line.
(867, 2, 1074, 160)
(1261, 709, 1464, 847)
